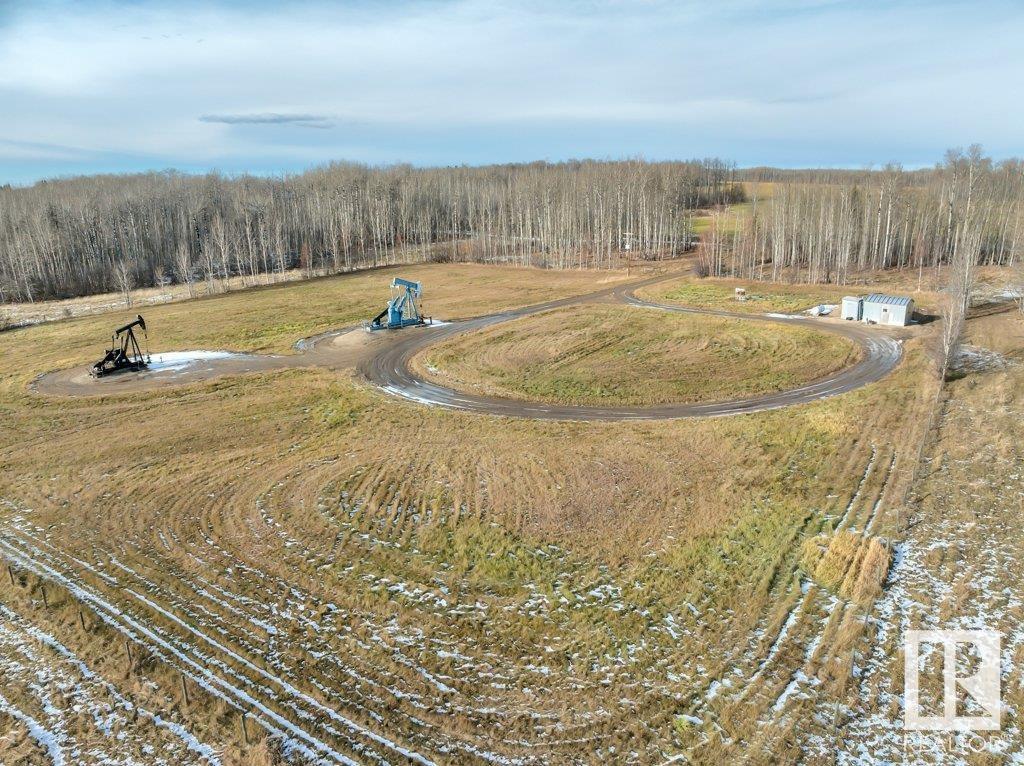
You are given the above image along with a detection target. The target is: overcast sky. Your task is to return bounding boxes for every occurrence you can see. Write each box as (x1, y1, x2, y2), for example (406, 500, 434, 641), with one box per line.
(1, 0, 1022, 184)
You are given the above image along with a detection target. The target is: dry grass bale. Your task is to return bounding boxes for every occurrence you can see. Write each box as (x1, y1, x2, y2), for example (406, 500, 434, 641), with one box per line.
(801, 531, 891, 605)
(848, 537, 891, 603)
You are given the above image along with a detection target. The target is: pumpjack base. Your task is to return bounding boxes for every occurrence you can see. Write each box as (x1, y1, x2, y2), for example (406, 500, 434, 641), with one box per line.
(91, 363, 148, 378)
(367, 317, 432, 331)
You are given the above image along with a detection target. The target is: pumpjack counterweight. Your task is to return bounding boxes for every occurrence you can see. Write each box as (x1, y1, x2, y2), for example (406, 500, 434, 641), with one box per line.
(91, 314, 150, 377)
(368, 278, 430, 330)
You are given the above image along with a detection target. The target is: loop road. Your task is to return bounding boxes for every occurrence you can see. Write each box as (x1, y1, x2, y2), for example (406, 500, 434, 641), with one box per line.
(359, 272, 903, 420)
(34, 270, 902, 419)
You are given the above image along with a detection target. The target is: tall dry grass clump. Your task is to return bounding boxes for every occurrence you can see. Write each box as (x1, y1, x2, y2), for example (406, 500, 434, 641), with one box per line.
(801, 531, 891, 605)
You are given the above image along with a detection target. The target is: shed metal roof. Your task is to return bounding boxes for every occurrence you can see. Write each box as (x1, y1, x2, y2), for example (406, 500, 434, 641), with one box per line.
(864, 293, 912, 307)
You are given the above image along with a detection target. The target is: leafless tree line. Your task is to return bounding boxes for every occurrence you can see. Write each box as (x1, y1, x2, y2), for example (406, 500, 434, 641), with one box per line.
(0, 159, 739, 303)
(700, 147, 1023, 286)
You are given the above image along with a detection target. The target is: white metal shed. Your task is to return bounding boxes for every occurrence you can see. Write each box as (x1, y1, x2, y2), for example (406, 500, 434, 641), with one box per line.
(841, 296, 863, 321)
(862, 294, 913, 326)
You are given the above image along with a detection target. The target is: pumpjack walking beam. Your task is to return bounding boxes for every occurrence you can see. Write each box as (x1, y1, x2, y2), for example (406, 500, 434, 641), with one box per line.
(92, 314, 150, 377)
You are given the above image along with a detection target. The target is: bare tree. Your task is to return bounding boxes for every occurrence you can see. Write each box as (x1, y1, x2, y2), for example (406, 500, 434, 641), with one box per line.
(2, 153, 1021, 305)
(1015, 261, 1024, 314)
(728, 150, 1021, 285)
(174, 242, 195, 299)
(153, 264, 171, 290)
(207, 211, 231, 290)
(0, 160, 741, 302)
(938, 189, 982, 379)
(938, 248, 971, 379)
(113, 260, 135, 307)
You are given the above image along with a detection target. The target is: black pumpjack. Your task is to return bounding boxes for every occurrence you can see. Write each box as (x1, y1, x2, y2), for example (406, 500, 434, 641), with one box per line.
(91, 314, 150, 377)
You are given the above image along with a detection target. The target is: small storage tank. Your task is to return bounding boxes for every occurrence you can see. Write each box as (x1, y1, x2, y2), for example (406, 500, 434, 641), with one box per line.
(841, 296, 863, 321)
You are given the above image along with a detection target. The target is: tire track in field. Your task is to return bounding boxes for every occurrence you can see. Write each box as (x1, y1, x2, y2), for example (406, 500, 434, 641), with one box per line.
(0, 603, 220, 765)
(758, 448, 898, 730)
(662, 444, 891, 760)
(3, 505, 567, 764)
(0, 526, 444, 766)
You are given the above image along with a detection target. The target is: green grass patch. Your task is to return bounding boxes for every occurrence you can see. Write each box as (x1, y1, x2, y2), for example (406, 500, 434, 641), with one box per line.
(418, 304, 859, 406)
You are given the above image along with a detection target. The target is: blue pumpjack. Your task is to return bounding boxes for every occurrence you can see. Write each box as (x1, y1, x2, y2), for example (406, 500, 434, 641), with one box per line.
(368, 278, 430, 330)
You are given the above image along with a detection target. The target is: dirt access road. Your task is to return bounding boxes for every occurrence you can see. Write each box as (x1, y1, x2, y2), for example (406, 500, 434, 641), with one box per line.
(33, 270, 903, 420)
(362, 272, 903, 419)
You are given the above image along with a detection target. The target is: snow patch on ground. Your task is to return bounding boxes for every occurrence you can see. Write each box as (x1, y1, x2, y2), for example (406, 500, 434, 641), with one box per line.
(816, 400, 1024, 763)
(146, 351, 250, 372)
(0, 690, 66, 765)
(0, 603, 219, 765)
(805, 304, 838, 317)
(951, 345, 1018, 374)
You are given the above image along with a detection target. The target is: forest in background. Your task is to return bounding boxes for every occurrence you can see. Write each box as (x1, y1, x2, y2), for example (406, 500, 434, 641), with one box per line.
(0, 159, 738, 303)
(710, 147, 1023, 283)
(1, 149, 1022, 304)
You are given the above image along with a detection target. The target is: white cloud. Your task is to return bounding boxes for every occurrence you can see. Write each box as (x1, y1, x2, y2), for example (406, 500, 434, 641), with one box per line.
(0, 0, 1022, 181)
(199, 113, 334, 128)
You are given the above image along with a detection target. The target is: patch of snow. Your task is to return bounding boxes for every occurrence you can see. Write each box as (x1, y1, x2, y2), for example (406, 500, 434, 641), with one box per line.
(0, 690, 66, 765)
(146, 350, 248, 372)
(951, 345, 1017, 374)
(805, 304, 837, 317)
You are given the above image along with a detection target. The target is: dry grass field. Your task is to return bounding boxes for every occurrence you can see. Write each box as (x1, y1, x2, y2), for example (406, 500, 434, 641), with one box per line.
(689, 182, 776, 236)
(822, 308, 1024, 763)
(637, 275, 943, 318)
(416, 305, 859, 406)
(0, 260, 965, 764)
(2, 267, 313, 328)
(0, 263, 631, 379)
(638, 278, 852, 316)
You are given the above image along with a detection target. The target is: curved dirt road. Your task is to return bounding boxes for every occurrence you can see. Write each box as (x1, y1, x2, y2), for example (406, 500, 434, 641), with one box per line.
(359, 275, 903, 420)
(33, 270, 902, 420)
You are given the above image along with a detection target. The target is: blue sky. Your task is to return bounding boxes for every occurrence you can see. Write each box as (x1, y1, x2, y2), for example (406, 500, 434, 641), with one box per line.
(1, 0, 1022, 185)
